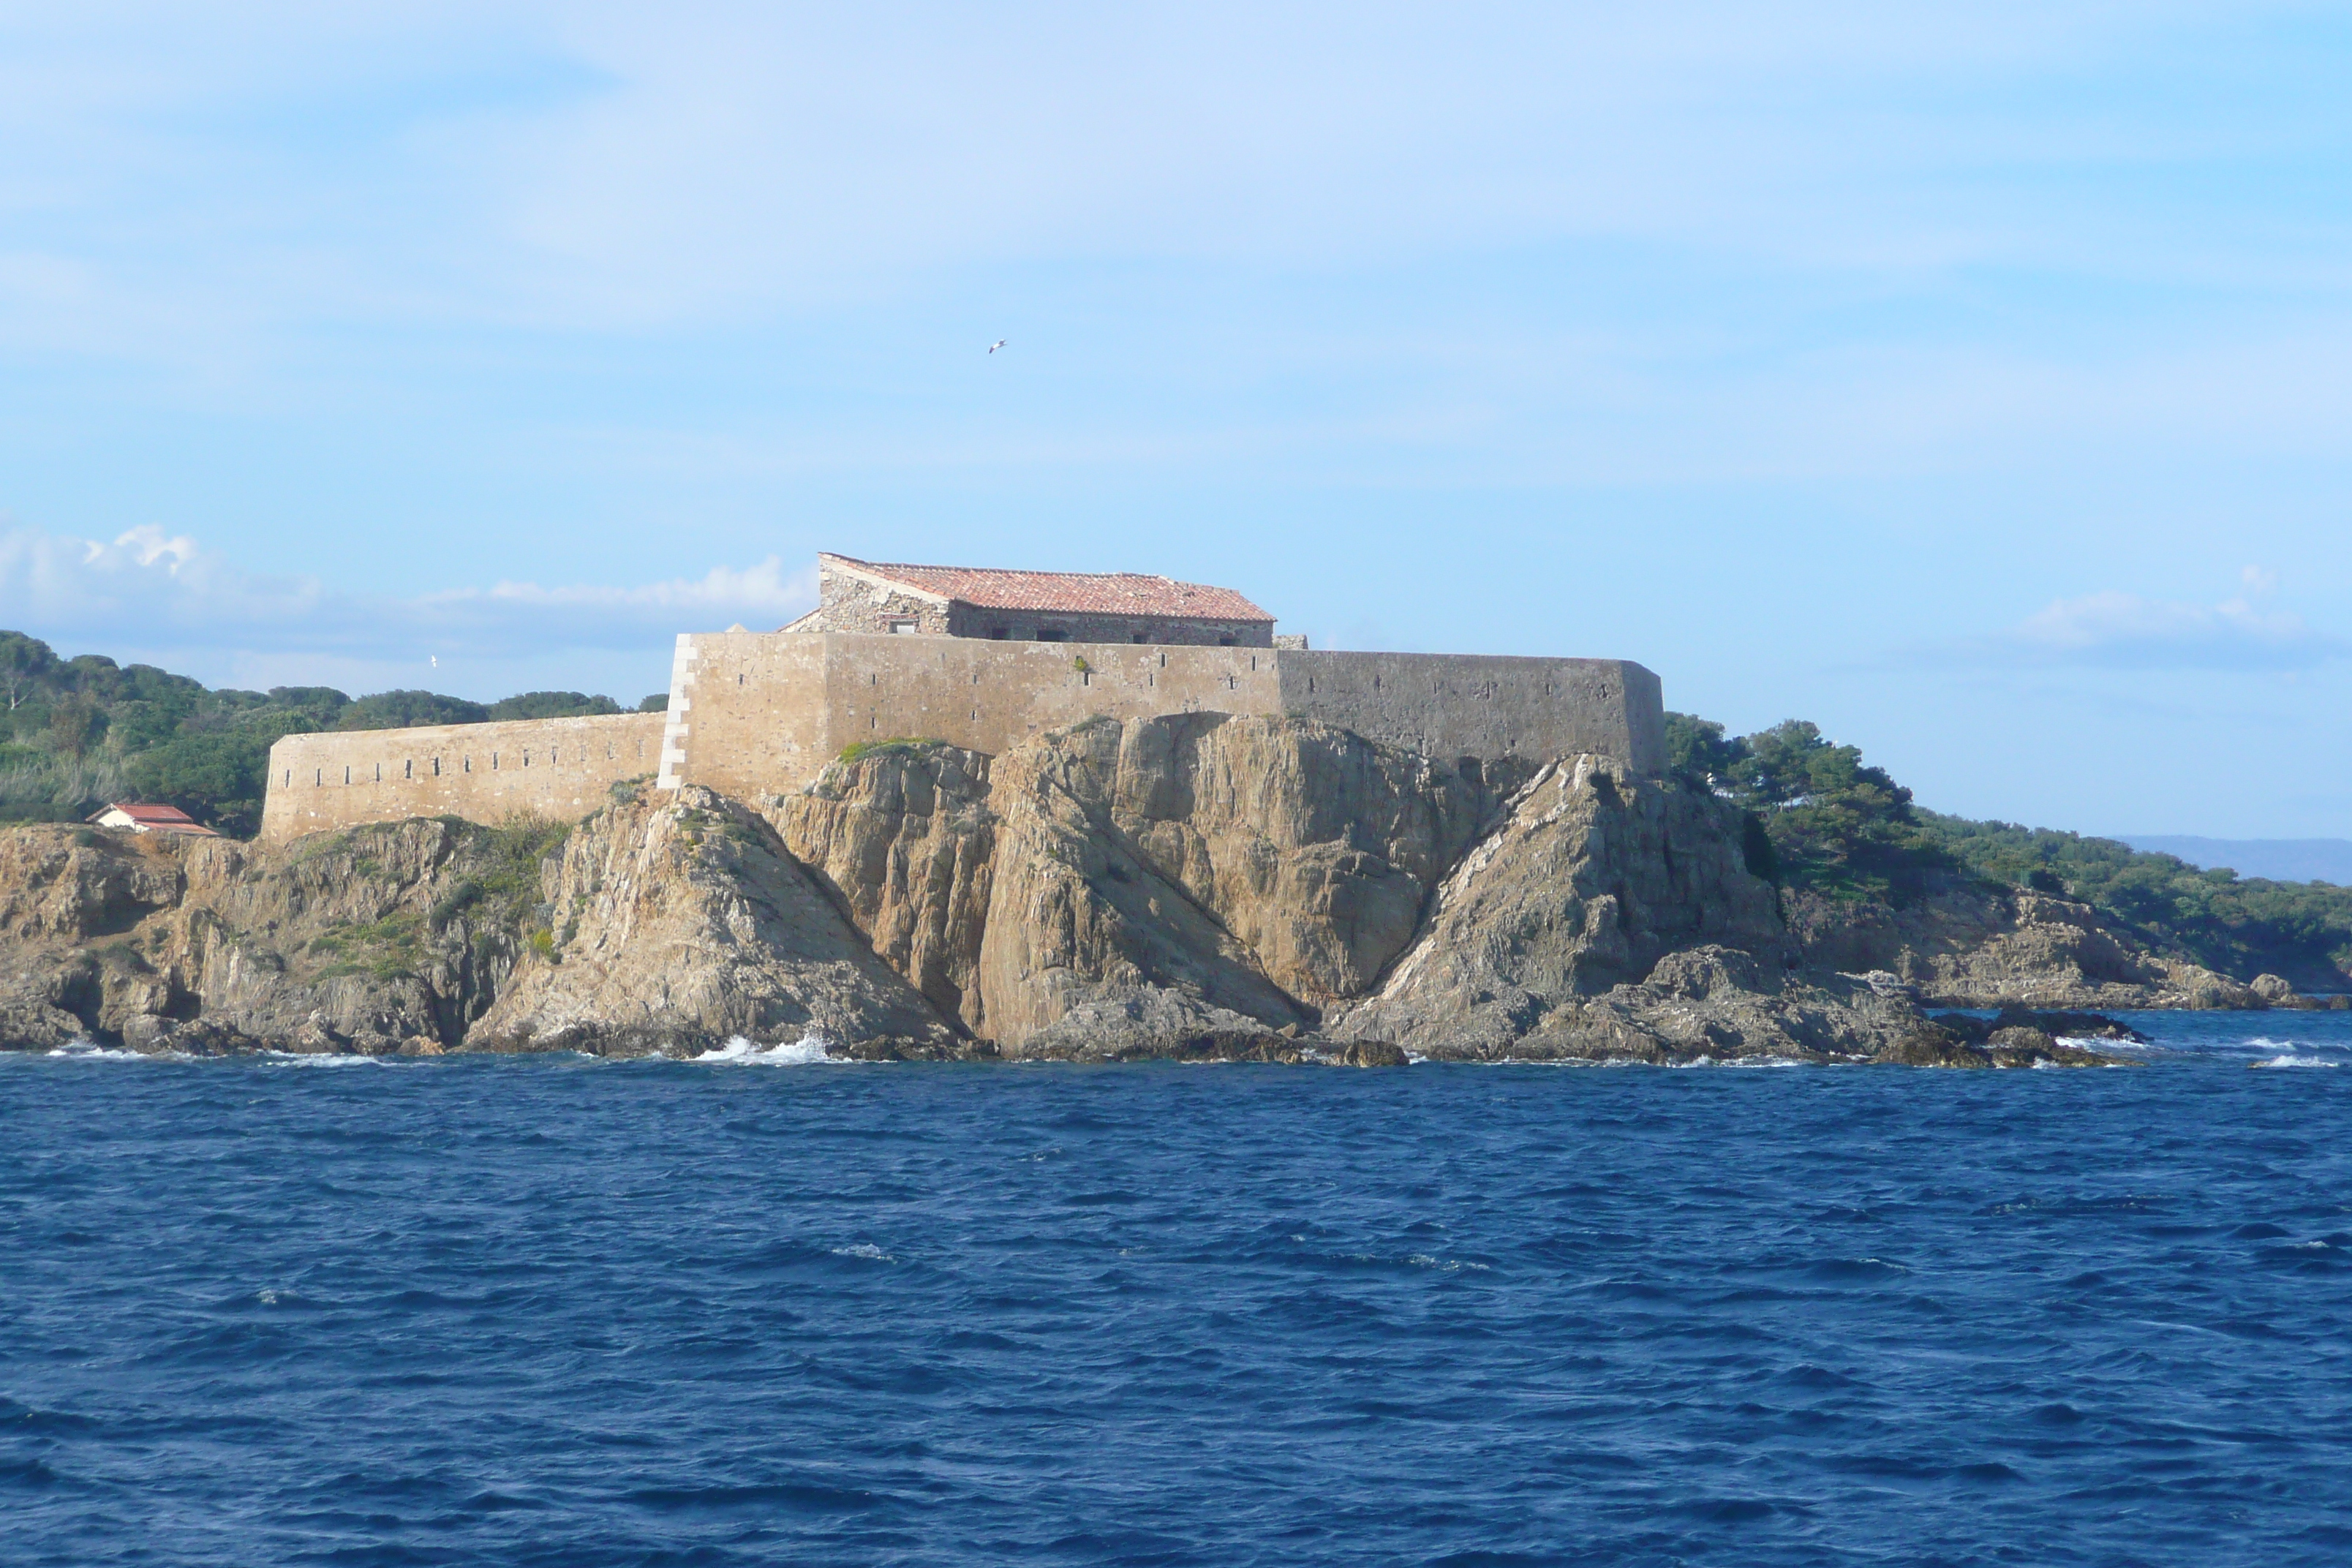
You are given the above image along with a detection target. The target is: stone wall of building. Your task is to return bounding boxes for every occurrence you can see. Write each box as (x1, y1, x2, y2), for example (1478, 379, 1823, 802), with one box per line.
(788, 565, 952, 636)
(260, 713, 667, 842)
(788, 559, 1273, 646)
(655, 633, 1662, 802)
(1272, 652, 1664, 777)
(257, 637, 1662, 841)
(938, 601, 1272, 646)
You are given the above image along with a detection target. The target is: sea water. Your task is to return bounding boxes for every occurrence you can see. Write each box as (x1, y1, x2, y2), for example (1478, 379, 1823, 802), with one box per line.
(6, 1012, 2352, 1566)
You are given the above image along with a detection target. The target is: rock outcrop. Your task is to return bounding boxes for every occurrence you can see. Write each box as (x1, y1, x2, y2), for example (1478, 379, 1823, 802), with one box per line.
(0, 713, 2259, 1066)
(1784, 884, 2261, 1009)
(470, 786, 957, 1058)
(1325, 753, 1799, 1057)
(0, 817, 550, 1053)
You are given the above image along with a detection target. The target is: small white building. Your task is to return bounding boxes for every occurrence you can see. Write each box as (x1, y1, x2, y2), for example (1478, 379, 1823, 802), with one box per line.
(88, 802, 220, 838)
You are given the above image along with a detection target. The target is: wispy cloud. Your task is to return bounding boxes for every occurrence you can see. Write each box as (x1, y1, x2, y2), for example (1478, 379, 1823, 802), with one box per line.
(0, 521, 812, 674)
(1957, 568, 2346, 671)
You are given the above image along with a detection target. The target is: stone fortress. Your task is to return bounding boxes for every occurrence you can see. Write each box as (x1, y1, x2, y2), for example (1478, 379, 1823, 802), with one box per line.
(260, 553, 1665, 841)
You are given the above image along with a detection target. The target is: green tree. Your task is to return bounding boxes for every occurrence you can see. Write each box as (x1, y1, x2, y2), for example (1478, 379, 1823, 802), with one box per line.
(0, 632, 57, 712)
(338, 690, 490, 730)
(486, 690, 622, 721)
(124, 732, 275, 833)
(47, 694, 105, 758)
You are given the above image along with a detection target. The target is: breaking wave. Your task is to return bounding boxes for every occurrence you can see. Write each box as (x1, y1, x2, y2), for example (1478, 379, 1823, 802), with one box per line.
(692, 1033, 834, 1066)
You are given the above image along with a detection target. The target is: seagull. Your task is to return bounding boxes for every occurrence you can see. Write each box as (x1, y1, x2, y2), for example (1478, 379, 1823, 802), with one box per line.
(430, 655, 438, 668)
(988, 339, 1007, 353)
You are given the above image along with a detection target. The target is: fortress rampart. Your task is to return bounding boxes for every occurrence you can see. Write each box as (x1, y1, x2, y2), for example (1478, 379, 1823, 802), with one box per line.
(260, 712, 667, 842)
(654, 633, 1661, 802)
(257, 637, 1662, 842)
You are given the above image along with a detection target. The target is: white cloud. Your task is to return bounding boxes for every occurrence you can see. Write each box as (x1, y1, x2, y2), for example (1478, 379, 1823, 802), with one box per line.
(1975, 576, 2346, 671)
(0, 520, 812, 682)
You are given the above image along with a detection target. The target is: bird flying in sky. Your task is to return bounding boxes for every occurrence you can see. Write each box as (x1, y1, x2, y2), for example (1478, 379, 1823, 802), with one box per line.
(988, 339, 1007, 353)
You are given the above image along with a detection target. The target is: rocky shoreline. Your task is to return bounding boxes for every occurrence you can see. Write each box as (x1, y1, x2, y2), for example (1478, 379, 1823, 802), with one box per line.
(0, 715, 2333, 1068)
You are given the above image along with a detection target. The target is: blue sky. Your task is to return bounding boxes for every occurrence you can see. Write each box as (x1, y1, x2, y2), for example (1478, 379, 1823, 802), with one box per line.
(2, 2, 2348, 836)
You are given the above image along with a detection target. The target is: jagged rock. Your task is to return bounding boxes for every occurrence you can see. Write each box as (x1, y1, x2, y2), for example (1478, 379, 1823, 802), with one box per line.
(776, 715, 1526, 1060)
(974, 714, 1494, 1055)
(0, 827, 182, 942)
(1327, 757, 1793, 1055)
(1938, 1006, 2147, 1044)
(0, 719, 2261, 1071)
(1787, 885, 2259, 1009)
(767, 743, 997, 1032)
(2247, 973, 2330, 1009)
(118, 1015, 264, 1056)
(467, 786, 959, 1058)
(0, 818, 562, 1052)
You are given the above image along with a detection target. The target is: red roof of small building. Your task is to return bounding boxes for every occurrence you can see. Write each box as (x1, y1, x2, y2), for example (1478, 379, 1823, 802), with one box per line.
(823, 554, 1273, 622)
(91, 802, 220, 835)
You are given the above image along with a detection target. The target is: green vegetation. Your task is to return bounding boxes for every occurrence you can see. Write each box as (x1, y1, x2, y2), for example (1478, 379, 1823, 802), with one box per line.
(1667, 711, 2352, 986)
(486, 691, 624, 722)
(309, 911, 427, 981)
(339, 690, 489, 730)
(0, 630, 630, 837)
(637, 693, 670, 713)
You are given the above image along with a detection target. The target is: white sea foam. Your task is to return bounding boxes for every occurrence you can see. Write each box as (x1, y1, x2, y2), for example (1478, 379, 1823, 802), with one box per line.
(2250, 1054, 2339, 1069)
(831, 1243, 891, 1260)
(693, 1033, 834, 1065)
(44, 1041, 176, 1061)
(261, 1052, 399, 1068)
(1406, 1254, 1491, 1272)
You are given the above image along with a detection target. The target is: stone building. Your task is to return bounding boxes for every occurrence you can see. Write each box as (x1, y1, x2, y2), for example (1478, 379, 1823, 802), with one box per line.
(260, 552, 1666, 842)
(782, 552, 1279, 647)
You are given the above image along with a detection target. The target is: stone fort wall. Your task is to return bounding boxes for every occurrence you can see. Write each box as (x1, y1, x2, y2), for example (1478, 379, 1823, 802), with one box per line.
(655, 633, 1661, 802)
(260, 712, 667, 843)
(257, 638, 1662, 841)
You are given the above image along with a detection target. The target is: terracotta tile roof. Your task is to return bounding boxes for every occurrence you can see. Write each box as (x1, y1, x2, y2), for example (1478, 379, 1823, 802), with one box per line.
(91, 802, 221, 836)
(824, 554, 1272, 622)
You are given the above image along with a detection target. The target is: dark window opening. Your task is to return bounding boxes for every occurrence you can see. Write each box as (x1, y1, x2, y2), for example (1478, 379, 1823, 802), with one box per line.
(990, 627, 1009, 639)
(1036, 627, 1068, 643)
(1217, 636, 1236, 647)
(1132, 633, 1149, 643)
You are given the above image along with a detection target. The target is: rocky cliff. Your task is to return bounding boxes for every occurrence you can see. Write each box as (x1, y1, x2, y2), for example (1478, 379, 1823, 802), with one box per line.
(0, 715, 2293, 1065)
(1783, 882, 2270, 1011)
(0, 815, 551, 1053)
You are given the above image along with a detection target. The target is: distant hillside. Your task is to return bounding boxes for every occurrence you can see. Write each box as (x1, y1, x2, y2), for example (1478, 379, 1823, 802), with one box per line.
(2115, 836, 2352, 887)
(0, 630, 667, 837)
(1665, 712, 2352, 990)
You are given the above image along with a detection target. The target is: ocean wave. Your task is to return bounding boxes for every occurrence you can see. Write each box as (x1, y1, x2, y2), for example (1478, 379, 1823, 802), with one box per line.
(43, 1041, 180, 1061)
(262, 1052, 407, 1068)
(692, 1033, 835, 1066)
(2250, 1054, 2340, 1069)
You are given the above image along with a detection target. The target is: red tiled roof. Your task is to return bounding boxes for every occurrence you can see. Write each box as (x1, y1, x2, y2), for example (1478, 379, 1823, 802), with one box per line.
(823, 554, 1273, 622)
(93, 802, 219, 835)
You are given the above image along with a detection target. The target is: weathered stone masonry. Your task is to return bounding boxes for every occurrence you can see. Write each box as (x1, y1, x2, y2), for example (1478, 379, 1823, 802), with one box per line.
(261, 712, 666, 841)
(259, 642, 1660, 842)
(653, 633, 1662, 803)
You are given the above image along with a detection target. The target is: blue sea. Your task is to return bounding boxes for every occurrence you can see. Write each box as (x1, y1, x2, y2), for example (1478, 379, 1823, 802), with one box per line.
(7, 1014, 2352, 1567)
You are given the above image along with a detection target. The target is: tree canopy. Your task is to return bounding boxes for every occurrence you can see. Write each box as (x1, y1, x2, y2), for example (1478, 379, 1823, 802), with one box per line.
(0, 630, 630, 837)
(1667, 709, 2352, 985)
